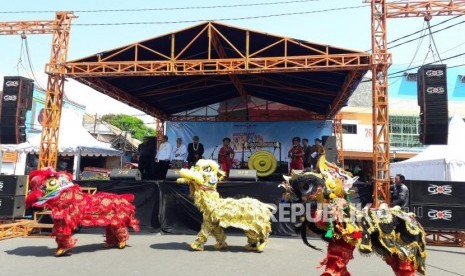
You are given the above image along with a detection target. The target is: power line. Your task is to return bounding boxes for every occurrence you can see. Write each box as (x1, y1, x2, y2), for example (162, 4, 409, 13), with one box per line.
(0, 0, 329, 14)
(388, 19, 465, 50)
(361, 51, 465, 83)
(72, 5, 368, 26)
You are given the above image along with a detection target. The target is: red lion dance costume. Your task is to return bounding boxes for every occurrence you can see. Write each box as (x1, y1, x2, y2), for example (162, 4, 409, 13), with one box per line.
(26, 168, 140, 256)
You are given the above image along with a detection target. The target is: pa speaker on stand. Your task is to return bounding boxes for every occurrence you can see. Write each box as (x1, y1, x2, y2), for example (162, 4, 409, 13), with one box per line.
(417, 65, 448, 145)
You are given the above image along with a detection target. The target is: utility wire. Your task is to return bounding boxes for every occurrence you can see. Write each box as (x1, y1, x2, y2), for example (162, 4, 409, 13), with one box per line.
(72, 5, 368, 26)
(0, 0, 330, 14)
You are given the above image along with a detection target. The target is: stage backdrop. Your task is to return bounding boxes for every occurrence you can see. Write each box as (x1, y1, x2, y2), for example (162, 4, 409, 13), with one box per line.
(166, 121, 333, 163)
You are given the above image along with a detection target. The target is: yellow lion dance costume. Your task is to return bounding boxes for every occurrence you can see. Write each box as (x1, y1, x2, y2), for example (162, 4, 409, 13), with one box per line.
(177, 159, 273, 252)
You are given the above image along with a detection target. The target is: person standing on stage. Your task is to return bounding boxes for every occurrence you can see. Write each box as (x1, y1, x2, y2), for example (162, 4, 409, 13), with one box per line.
(187, 135, 204, 168)
(137, 136, 156, 179)
(302, 138, 312, 169)
(218, 137, 235, 178)
(171, 138, 187, 169)
(155, 135, 172, 179)
(288, 137, 304, 172)
(310, 138, 325, 170)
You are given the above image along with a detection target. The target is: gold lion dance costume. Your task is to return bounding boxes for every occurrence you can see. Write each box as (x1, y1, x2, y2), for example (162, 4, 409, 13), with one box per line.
(25, 168, 140, 256)
(281, 155, 426, 276)
(177, 159, 273, 252)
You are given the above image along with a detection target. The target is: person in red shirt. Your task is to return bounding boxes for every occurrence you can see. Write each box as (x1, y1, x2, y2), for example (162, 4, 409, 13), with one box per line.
(288, 137, 304, 172)
(218, 137, 235, 178)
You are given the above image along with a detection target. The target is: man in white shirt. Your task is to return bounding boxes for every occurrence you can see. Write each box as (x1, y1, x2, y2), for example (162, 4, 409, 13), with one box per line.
(171, 138, 187, 169)
(155, 135, 172, 179)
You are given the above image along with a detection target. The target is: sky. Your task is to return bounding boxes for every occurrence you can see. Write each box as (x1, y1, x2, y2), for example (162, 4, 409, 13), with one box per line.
(1, 0, 465, 123)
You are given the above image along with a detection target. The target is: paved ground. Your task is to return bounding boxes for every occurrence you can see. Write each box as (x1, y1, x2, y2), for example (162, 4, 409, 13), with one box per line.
(1, 230, 464, 276)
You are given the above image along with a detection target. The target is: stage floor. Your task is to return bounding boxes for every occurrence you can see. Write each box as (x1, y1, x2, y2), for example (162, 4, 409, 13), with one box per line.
(1, 231, 464, 276)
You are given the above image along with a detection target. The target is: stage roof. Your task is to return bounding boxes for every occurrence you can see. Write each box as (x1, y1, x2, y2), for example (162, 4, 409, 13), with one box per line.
(66, 21, 370, 121)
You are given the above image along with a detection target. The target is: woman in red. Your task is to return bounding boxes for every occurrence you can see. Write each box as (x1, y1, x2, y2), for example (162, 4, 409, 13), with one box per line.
(218, 137, 235, 178)
(288, 137, 304, 172)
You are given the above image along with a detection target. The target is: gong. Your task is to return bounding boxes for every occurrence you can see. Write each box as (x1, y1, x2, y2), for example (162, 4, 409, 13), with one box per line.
(248, 151, 277, 177)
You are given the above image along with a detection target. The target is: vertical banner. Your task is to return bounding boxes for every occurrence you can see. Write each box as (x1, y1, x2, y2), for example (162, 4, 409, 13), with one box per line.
(166, 121, 332, 164)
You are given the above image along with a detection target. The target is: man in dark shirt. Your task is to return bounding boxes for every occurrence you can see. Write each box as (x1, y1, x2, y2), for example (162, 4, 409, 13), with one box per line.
(187, 136, 204, 168)
(390, 173, 409, 209)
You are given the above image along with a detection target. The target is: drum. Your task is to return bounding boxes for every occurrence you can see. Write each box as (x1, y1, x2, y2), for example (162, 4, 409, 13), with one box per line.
(248, 150, 277, 177)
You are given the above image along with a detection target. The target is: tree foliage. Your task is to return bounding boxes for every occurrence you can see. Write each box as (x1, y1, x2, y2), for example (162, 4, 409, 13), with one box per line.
(101, 114, 155, 141)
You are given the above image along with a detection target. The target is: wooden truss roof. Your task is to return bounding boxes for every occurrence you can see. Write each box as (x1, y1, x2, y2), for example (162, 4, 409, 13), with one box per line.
(65, 21, 370, 121)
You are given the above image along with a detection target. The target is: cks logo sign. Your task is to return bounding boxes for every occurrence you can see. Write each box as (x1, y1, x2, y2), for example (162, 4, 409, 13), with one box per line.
(425, 69, 444, 77)
(426, 86, 445, 94)
(427, 184, 452, 195)
(0, 181, 3, 191)
(5, 80, 19, 87)
(428, 209, 452, 221)
(3, 95, 17, 101)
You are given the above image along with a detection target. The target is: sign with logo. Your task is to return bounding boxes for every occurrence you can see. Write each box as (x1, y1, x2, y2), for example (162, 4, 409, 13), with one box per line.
(5, 80, 19, 87)
(425, 86, 445, 94)
(411, 204, 465, 231)
(427, 209, 452, 221)
(427, 184, 452, 195)
(408, 180, 465, 205)
(425, 69, 445, 78)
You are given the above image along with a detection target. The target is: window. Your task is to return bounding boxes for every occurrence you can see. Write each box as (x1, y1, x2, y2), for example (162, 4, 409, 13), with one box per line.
(342, 124, 357, 134)
(389, 115, 421, 148)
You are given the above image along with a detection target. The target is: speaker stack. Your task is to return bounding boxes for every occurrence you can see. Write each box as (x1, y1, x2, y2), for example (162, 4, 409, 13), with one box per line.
(408, 180, 465, 231)
(0, 76, 34, 144)
(417, 65, 448, 145)
(0, 175, 27, 218)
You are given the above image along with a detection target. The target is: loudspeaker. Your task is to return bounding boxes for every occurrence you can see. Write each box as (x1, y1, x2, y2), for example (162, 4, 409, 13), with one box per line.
(0, 175, 27, 196)
(411, 204, 465, 231)
(2, 76, 34, 110)
(110, 169, 142, 181)
(165, 169, 181, 181)
(322, 135, 338, 164)
(407, 180, 465, 206)
(0, 76, 33, 144)
(0, 195, 25, 218)
(417, 65, 448, 145)
(228, 169, 258, 182)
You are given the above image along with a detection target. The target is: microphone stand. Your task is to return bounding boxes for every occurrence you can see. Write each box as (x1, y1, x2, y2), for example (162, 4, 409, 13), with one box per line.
(209, 145, 218, 160)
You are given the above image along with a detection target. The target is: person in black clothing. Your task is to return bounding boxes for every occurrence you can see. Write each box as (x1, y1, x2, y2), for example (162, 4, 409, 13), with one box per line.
(390, 174, 409, 209)
(137, 136, 156, 180)
(187, 135, 204, 168)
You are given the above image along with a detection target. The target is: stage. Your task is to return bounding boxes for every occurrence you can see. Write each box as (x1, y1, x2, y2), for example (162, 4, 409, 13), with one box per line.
(76, 179, 372, 236)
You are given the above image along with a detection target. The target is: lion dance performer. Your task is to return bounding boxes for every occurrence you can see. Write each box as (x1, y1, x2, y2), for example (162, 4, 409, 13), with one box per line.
(25, 168, 140, 256)
(177, 159, 273, 252)
(280, 155, 426, 276)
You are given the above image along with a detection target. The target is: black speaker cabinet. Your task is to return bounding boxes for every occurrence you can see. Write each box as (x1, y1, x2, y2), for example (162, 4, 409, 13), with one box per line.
(408, 180, 465, 206)
(110, 169, 142, 181)
(0, 195, 25, 218)
(0, 175, 27, 196)
(165, 169, 182, 181)
(411, 204, 465, 231)
(228, 169, 258, 182)
(417, 65, 448, 145)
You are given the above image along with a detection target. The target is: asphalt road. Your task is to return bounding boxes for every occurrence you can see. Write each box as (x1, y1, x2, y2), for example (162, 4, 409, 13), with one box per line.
(1, 230, 464, 276)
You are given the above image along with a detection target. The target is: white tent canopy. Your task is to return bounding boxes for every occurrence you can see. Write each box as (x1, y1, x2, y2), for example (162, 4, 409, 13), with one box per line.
(390, 113, 465, 181)
(1, 113, 122, 157)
